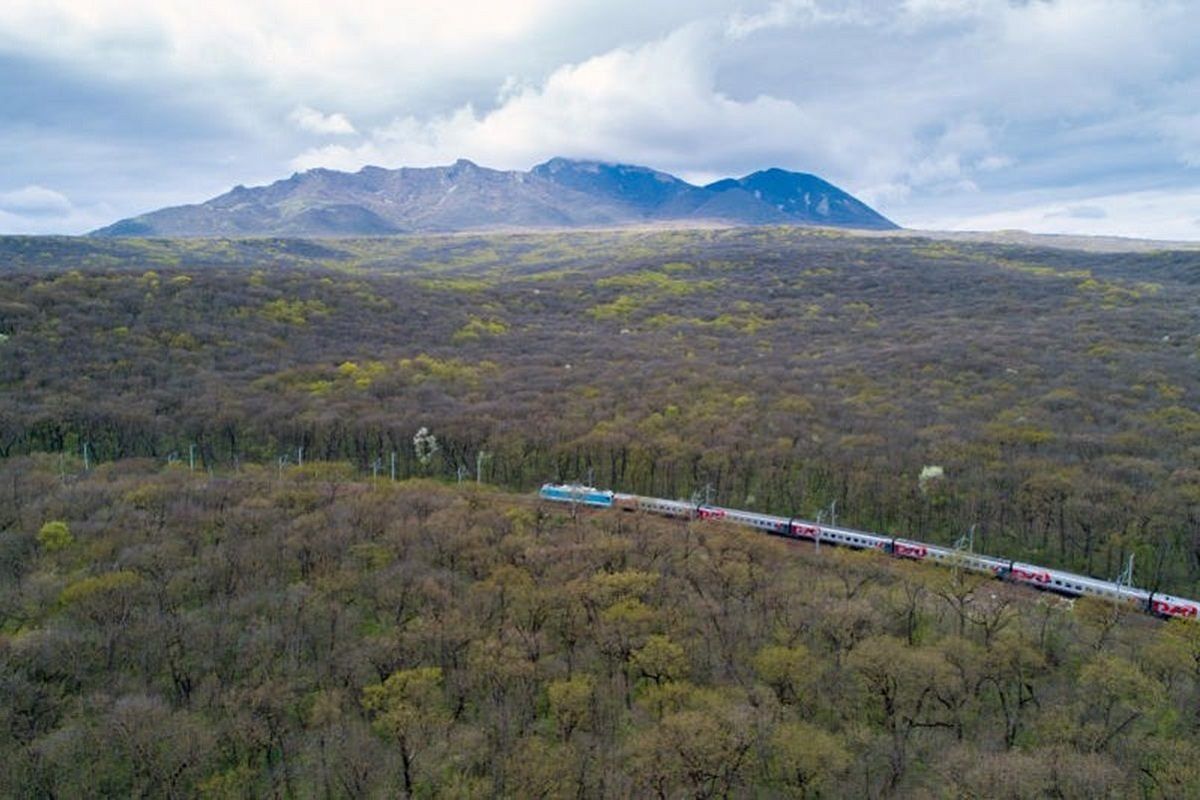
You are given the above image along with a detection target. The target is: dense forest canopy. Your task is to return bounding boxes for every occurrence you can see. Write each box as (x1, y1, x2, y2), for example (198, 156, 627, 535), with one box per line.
(3, 459, 1200, 797)
(0, 227, 1197, 597)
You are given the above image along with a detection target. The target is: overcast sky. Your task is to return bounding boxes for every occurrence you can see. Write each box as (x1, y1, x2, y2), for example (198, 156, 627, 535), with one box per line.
(2, 0, 1199, 239)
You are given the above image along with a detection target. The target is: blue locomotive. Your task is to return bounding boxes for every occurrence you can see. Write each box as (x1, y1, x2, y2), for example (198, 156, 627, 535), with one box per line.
(538, 483, 615, 508)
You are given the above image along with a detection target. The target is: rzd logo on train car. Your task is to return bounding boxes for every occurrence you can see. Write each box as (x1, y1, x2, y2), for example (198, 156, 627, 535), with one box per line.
(789, 524, 820, 539)
(1010, 567, 1051, 584)
(1152, 599, 1199, 618)
(697, 508, 726, 520)
(894, 542, 927, 559)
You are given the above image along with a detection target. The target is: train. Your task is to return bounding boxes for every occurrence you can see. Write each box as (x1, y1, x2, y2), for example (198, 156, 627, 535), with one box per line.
(538, 483, 1200, 620)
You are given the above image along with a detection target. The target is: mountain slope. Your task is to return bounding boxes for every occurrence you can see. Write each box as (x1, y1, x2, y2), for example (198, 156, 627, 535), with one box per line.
(705, 168, 896, 230)
(92, 158, 898, 236)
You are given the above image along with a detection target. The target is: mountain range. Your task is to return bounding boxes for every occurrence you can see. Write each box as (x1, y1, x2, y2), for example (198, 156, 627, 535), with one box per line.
(92, 157, 897, 237)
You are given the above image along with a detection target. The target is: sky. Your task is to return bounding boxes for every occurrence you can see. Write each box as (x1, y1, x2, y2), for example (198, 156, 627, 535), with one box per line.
(2, 0, 1199, 239)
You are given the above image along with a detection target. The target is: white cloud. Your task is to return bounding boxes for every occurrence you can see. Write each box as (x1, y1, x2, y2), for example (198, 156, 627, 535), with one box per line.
(856, 181, 913, 208)
(1159, 111, 1200, 167)
(0, 185, 73, 217)
(912, 188, 1200, 241)
(2, 0, 1199, 238)
(290, 24, 854, 179)
(0, 186, 116, 234)
(0, 1, 721, 116)
(288, 106, 356, 136)
(726, 0, 828, 40)
(976, 155, 1013, 172)
(901, 0, 984, 17)
(1047, 205, 1108, 220)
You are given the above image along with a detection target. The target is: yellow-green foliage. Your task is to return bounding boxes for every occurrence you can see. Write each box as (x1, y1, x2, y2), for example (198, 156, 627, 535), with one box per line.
(1158, 382, 1185, 401)
(164, 331, 200, 350)
(753, 644, 813, 703)
(123, 478, 188, 511)
(344, 282, 393, 311)
(260, 298, 330, 325)
(547, 674, 595, 736)
(774, 395, 815, 416)
(842, 301, 872, 316)
(596, 270, 716, 295)
(303, 379, 334, 396)
(336, 360, 388, 389)
(586, 569, 658, 605)
(517, 268, 584, 282)
(265, 354, 496, 396)
(1145, 406, 1200, 438)
(911, 243, 964, 260)
(599, 294, 770, 333)
(641, 314, 688, 329)
(415, 277, 495, 293)
(362, 666, 447, 737)
(631, 385, 764, 437)
(400, 354, 496, 387)
(984, 416, 1055, 447)
(60, 570, 142, 606)
(710, 312, 768, 334)
(642, 311, 769, 334)
(37, 520, 73, 552)
(631, 635, 689, 684)
(1076, 275, 1162, 306)
(452, 316, 509, 343)
(588, 294, 646, 320)
(587, 268, 721, 321)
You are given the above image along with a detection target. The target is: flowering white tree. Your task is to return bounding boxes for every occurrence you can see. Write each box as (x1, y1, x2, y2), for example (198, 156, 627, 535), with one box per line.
(413, 426, 439, 469)
(918, 465, 944, 494)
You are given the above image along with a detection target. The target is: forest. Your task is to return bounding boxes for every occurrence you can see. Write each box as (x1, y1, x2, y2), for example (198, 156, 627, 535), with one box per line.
(0, 228, 1197, 595)
(2, 227, 1200, 796)
(3, 457, 1200, 798)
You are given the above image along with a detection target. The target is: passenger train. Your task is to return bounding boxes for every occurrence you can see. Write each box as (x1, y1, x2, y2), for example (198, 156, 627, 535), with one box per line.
(538, 483, 1200, 621)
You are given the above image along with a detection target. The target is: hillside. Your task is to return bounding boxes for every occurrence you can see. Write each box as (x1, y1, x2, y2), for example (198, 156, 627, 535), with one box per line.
(0, 227, 1198, 599)
(90, 158, 897, 237)
(2, 460, 1198, 797)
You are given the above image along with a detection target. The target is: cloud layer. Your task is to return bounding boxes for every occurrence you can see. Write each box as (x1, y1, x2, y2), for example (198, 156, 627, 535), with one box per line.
(1, 0, 1198, 238)
(289, 106, 356, 136)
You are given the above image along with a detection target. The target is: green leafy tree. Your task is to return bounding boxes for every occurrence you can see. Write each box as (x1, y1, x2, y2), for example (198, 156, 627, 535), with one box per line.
(1073, 654, 1167, 753)
(766, 721, 850, 798)
(630, 634, 688, 687)
(628, 692, 756, 799)
(362, 667, 449, 797)
(546, 675, 594, 741)
(848, 635, 952, 792)
(37, 520, 73, 552)
(752, 644, 815, 707)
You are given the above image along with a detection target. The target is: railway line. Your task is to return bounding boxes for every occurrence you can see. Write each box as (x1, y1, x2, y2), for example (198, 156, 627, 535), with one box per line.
(539, 483, 1200, 620)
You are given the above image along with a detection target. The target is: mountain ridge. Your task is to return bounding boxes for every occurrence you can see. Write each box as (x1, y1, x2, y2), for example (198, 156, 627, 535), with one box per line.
(92, 157, 898, 237)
